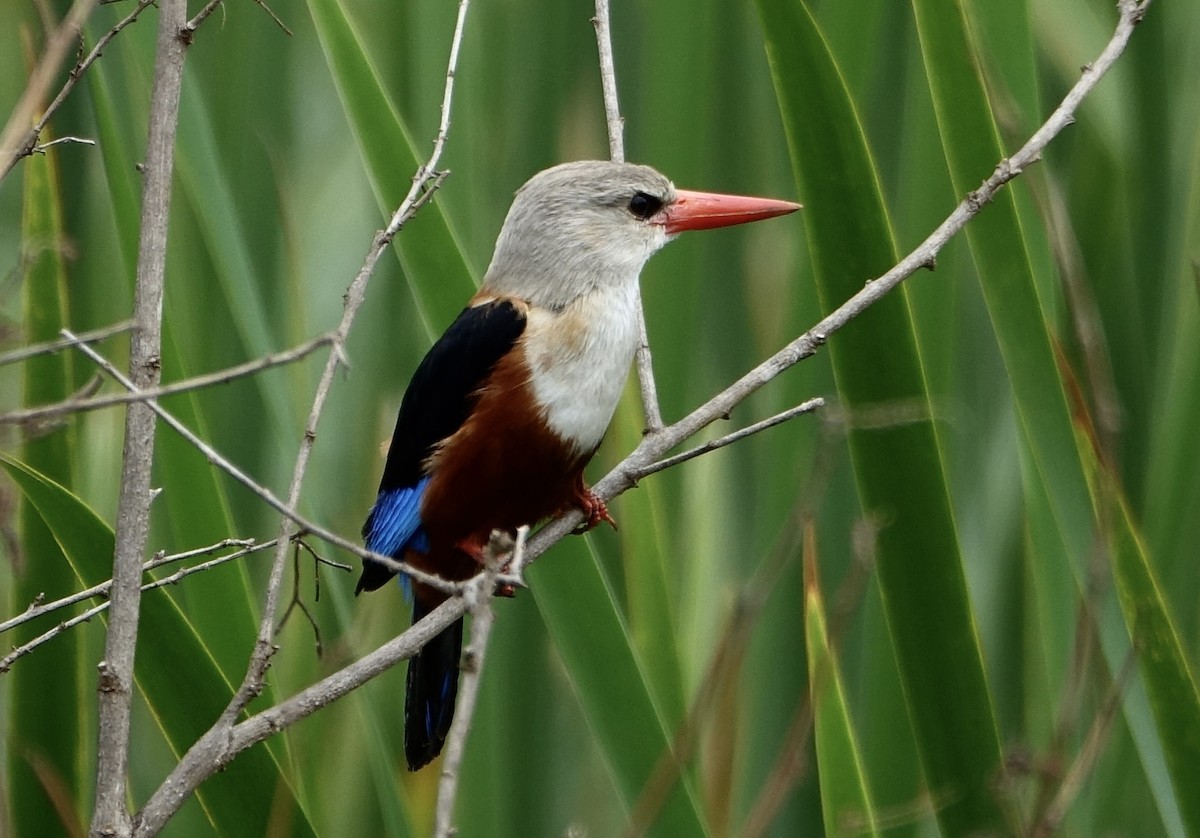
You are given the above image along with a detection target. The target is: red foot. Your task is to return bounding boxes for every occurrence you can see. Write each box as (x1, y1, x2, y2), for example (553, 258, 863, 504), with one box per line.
(454, 536, 487, 565)
(456, 535, 519, 598)
(572, 485, 618, 534)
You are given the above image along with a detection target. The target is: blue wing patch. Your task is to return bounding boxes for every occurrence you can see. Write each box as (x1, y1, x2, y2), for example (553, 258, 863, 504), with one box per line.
(363, 477, 431, 558)
(356, 477, 432, 594)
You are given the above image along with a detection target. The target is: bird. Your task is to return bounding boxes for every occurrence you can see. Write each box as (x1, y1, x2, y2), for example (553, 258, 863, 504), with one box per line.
(355, 160, 799, 770)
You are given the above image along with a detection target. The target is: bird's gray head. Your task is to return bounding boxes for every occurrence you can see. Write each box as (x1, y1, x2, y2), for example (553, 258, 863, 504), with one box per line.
(482, 161, 676, 310)
(481, 160, 801, 310)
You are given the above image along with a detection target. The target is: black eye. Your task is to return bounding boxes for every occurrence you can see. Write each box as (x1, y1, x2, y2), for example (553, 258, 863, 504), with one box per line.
(628, 191, 663, 220)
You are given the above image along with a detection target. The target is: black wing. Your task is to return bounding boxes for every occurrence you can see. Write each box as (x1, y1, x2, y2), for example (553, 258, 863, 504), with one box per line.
(376, 298, 527, 493)
(357, 300, 527, 594)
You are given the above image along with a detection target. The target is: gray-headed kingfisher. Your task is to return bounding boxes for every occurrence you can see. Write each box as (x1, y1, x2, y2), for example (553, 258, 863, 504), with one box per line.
(356, 160, 799, 769)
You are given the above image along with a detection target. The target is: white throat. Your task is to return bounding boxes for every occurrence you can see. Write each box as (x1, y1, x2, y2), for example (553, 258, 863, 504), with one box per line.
(522, 281, 642, 455)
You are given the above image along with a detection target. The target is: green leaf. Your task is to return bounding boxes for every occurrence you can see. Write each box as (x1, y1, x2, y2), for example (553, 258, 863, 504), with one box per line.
(756, 0, 1007, 832)
(530, 538, 710, 837)
(910, 0, 1184, 830)
(1098, 459, 1200, 835)
(307, 0, 477, 334)
(10, 138, 86, 836)
(804, 536, 879, 838)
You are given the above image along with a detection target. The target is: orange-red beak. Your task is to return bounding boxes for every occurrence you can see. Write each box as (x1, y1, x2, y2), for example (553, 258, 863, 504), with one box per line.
(662, 188, 801, 235)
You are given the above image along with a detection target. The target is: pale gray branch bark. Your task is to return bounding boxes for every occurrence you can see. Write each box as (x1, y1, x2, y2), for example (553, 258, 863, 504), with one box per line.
(0, 0, 158, 182)
(89, 0, 188, 834)
(592, 0, 663, 434)
(0, 320, 132, 368)
(434, 528, 525, 837)
(133, 598, 464, 837)
(0, 331, 334, 426)
(123, 2, 473, 833)
(0, 538, 261, 639)
(1, 540, 274, 673)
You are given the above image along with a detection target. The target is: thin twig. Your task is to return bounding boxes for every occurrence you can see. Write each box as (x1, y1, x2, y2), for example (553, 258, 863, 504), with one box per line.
(275, 542, 323, 657)
(33, 135, 96, 152)
(1031, 645, 1139, 837)
(592, 0, 624, 164)
(183, 0, 224, 33)
(1, 331, 334, 426)
(250, 0, 292, 37)
(220, 0, 471, 732)
(0, 540, 275, 673)
(0, 320, 132, 368)
(0, 0, 100, 179)
(632, 397, 824, 480)
(0, 538, 262, 638)
(1, 0, 156, 181)
(89, 0, 187, 831)
(592, 0, 664, 434)
(129, 6, 472, 831)
(434, 526, 525, 837)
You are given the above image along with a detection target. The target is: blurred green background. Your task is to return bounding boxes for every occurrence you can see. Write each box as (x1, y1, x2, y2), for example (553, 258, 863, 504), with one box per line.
(2, 0, 1198, 835)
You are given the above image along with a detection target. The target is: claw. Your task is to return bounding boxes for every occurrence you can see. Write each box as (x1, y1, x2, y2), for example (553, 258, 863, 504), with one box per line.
(572, 486, 618, 534)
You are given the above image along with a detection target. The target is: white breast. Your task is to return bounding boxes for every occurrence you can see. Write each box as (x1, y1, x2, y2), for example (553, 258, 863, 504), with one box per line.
(523, 283, 641, 455)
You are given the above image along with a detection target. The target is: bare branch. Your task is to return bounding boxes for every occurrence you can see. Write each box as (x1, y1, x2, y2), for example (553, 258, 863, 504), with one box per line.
(250, 0, 293, 37)
(1031, 645, 1139, 837)
(1, 0, 157, 182)
(592, 0, 624, 164)
(1, 540, 274, 673)
(592, 0, 663, 435)
(33, 135, 96, 152)
(1, 331, 334, 426)
(434, 527, 524, 837)
(133, 597, 467, 837)
(90, 0, 188, 830)
(183, 0, 224, 33)
(0, 320, 132, 368)
(632, 397, 824, 480)
(0, 538, 261, 638)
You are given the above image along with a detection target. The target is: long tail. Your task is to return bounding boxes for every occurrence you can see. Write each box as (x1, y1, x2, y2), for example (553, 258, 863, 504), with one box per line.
(405, 599, 463, 770)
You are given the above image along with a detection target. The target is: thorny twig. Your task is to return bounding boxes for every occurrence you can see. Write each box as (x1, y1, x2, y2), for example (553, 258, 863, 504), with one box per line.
(0, 0, 156, 181)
